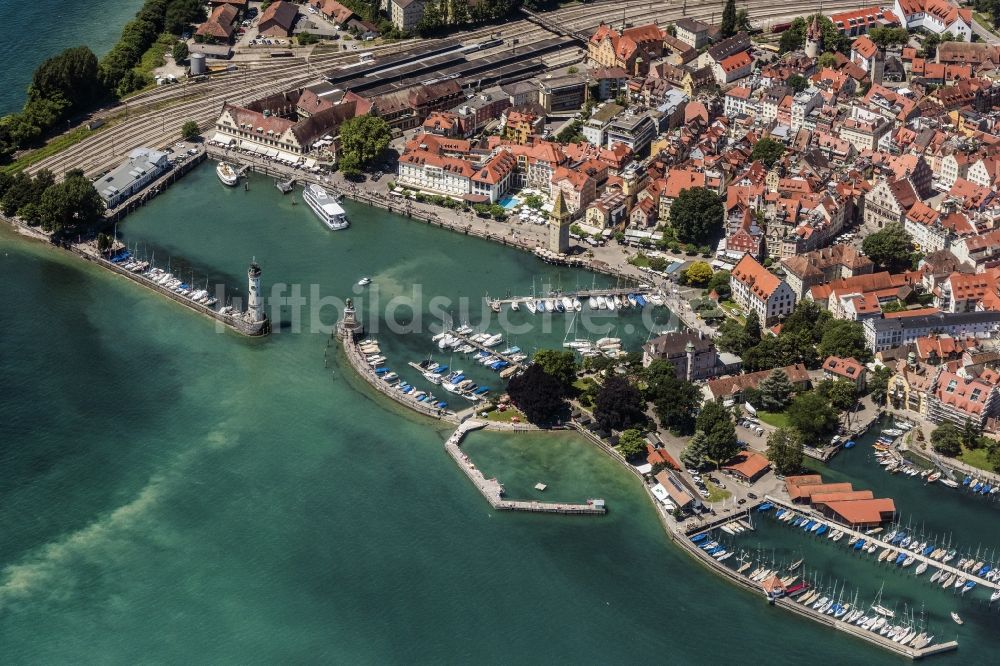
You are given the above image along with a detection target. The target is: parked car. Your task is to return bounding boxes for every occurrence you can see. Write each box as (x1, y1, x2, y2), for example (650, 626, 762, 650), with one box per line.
(747, 492, 758, 500)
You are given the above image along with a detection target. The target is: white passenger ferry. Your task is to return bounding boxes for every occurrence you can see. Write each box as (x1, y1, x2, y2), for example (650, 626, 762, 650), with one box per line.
(303, 184, 348, 230)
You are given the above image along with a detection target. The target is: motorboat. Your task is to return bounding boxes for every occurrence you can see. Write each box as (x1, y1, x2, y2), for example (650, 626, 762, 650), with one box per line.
(216, 161, 239, 186)
(303, 183, 349, 230)
(951, 612, 963, 625)
(357, 277, 372, 286)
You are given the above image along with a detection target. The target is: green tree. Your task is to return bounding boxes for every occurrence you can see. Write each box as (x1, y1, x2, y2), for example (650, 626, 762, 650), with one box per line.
(37, 170, 106, 233)
(616, 428, 647, 459)
(767, 427, 804, 475)
(820, 379, 857, 412)
(97, 232, 113, 254)
(670, 186, 724, 245)
(681, 431, 710, 470)
(781, 300, 831, 342)
(750, 137, 785, 168)
(180, 120, 200, 140)
(506, 364, 567, 425)
(868, 365, 892, 404)
(758, 368, 794, 411)
(594, 375, 646, 431)
(720, 0, 737, 38)
(817, 319, 870, 362)
(988, 441, 1000, 472)
(930, 422, 962, 457)
(684, 261, 713, 286)
(862, 222, 913, 272)
(298, 31, 320, 45)
(787, 390, 839, 444)
(646, 359, 701, 435)
(696, 401, 731, 435)
(817, 52, 838, 68)
(962, 418, 982, 449)
(338, 114, 392, 169)
(716, 318, 751, 355)
(744, 310, 761, 346)
(172, 41, 189, 63)
(532, 349, 578, 393)
(787, 74, 809, 93)
(735, 8, 751, 32)
(869, 27, 909, 48)
(707, 269, 731, 299)
(700, 407, 739, 468)
(779, 15, 848, 55)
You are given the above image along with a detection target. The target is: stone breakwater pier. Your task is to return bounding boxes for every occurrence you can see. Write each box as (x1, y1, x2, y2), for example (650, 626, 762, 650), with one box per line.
(446, 421, 606, 515)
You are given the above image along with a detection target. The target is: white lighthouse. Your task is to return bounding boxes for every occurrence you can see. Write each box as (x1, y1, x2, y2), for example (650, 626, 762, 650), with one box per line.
(247, 259, 264, 323)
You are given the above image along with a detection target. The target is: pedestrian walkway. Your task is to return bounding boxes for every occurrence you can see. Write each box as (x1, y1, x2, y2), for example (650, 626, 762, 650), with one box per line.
(445, 420, 606, 514)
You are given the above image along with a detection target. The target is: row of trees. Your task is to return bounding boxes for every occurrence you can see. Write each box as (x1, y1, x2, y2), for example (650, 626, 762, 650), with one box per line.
(929, 420, 1000, 473)
(0, 169, 105, 233)
(1, 0, 203, 162)
(416, 0, 520, 36)
(716, 301, 871, 372)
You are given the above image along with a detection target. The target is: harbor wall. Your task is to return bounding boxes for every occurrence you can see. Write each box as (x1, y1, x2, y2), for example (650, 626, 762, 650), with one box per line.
(444, 420, 606, 515)
(340, 334, 461, 423)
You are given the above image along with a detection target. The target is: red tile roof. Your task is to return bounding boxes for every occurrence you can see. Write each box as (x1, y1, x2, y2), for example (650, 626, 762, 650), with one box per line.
(823, 355, 865, 381)
(732, 254, 782, 300)
(723, 451, 770, 480)
(825, 498, 896, 525)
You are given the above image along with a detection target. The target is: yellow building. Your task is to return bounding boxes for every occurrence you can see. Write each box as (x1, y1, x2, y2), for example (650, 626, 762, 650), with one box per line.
(886, 352, 936, 418)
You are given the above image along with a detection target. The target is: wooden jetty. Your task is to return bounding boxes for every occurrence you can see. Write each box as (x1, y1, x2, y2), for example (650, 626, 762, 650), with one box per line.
(493, 286, 654, 308)
(445, 420, 605, 515)
(764, 494, 999, 593)
(442, 329, 527, 370)
(673, 502, 958, 660)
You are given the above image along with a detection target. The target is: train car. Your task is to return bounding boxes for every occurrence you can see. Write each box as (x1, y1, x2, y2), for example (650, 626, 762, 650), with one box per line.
(270, 50, 293, 58)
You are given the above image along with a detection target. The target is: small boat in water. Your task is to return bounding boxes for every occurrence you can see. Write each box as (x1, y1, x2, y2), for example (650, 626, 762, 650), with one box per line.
(951, 612, 963, 625)
(357, 277, 371, 286)
(216, 161, 239, 186)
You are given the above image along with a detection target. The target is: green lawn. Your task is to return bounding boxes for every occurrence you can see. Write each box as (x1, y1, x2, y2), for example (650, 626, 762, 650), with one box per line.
(959, 445, 993, 473)
(486, 407, 524, 423)
(757, 411, 790, 428)
(705, 480, 731, 502)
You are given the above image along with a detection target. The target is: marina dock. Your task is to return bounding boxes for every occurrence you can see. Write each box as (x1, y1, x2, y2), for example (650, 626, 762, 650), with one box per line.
(441, 329, 528, 370)
(341, 334, 460, 423)
(763, 494, 1000, 593)
(446, 420, 606, 515)
(676, 504, 959, 660)
(492, 286, 653, 309)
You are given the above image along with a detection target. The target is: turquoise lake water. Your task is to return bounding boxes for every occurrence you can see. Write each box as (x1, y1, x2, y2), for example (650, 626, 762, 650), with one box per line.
(0, 0, 143, 115)
(0, 163, 937, 662)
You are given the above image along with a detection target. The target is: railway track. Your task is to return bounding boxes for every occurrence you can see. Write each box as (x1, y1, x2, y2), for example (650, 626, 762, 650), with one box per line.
(31, 0, 864, 178)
